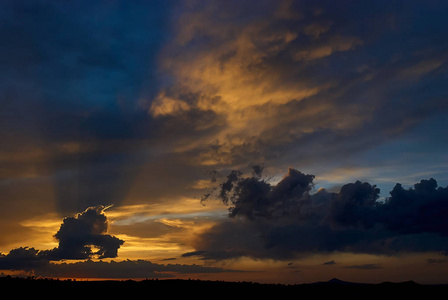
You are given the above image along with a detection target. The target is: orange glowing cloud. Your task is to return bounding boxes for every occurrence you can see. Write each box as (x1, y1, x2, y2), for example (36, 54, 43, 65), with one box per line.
(148, 1, 364, 167)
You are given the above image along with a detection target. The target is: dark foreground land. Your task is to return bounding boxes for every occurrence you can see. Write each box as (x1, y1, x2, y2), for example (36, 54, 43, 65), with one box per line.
(1, 276, 447, 297)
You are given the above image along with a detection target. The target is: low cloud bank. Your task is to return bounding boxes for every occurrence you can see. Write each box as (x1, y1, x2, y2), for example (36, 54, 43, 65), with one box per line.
(35, 259, 235, 279)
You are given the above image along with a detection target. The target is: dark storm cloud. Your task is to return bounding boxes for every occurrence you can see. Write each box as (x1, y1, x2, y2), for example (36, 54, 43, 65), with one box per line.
(327, 181, 380, 229)
(195, 168, 448, 260)
(218, 168, 315, 220)
(380, 179, 448, 235)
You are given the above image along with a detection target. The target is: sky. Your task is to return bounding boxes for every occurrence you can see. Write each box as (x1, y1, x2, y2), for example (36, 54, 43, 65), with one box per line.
(1, 0, 448, 284)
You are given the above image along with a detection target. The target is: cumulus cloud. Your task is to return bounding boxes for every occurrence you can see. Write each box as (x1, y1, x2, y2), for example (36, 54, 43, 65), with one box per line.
(194, 167, 448, 260)
(218, 167, 315, 220)
(327, 181, 380, 229)
(0, 206, 123, 271)
(48, 206, 124, 260)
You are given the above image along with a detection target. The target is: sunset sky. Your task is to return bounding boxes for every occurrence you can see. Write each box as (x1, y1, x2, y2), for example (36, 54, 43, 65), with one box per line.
(1, 0, 448, 284)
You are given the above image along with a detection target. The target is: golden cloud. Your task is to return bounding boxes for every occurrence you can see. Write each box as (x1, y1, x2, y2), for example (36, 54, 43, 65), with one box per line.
(147, 2, 366, 167)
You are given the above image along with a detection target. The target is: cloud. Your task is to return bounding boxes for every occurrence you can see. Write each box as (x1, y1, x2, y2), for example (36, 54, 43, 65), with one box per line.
(194, 167, 448, 260)
(218, 167, 315, 219)
(181, 251, 208, 258)
(0, 247, 49, 272)
(327, 181, 380, 229)
(292, 35, 362, 60)
(150, 92, 191, 117)
(47, 206, 124, 260)
(0, 206, 123, 271)
(142, 0, 448, 178)
(323, 260, 336, 265)
(379, 179, 448, 236)
(0, 205, 241, 278)
(147, 1, 364, 166)
(0, 249, 236, 279)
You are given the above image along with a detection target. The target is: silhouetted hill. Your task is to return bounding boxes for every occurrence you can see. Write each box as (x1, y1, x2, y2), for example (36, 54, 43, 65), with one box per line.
(311, 277, 367, 285)
(0, 276, 447, 297)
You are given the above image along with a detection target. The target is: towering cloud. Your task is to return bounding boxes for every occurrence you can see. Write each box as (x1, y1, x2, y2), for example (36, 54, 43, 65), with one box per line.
(48, 205, 124, 260)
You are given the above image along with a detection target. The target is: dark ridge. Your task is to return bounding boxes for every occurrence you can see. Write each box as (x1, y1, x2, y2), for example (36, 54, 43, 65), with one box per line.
(0, 276, 447, 296)
(311, 277, 367, 285)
